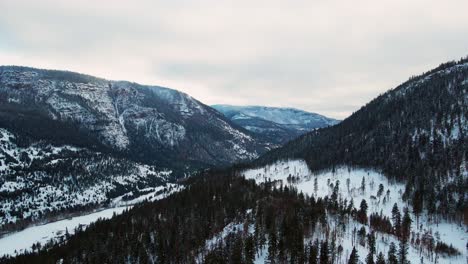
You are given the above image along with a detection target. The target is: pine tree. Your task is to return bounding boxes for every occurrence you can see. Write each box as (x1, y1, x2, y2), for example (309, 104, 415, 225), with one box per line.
(398, 239, 409, 264)
(314, 177, 319, 194)
(361, 177, 366, 194)
(358, 199, 368, 224)
(231, 236, 243, 264)
(366, 231, 376, 264)
(366, 252, 375, 264)
(376, 252, 386, 264)
(320, 240, 329, 264)
(308, 241, 319, 264)
(377, 184, 384, 198)
(401, 207, 412, 241)
(387, 242, 398, 264)
(348, 246, 359, 264)
(267, 228, 278, 263)
(244, 235, 255, 264)
(412, 189, 423, 226)
(391, 203, 401, 237)
(399, 207, 412, 264)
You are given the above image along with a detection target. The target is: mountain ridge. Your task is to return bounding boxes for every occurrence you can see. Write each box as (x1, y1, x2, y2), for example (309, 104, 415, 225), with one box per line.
(0, 65, 271, 172)
(212, 104, 339, 144)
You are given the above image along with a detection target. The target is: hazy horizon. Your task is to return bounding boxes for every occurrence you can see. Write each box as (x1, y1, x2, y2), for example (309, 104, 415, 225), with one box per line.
(1, 0, 468, 119)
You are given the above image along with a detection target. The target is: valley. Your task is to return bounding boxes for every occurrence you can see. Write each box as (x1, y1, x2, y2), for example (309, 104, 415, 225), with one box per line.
(0, 58, 466, 263)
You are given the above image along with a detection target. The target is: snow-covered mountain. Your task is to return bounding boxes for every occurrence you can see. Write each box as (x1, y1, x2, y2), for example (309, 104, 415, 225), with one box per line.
(0, 127, 177, 230)
(212, 105, 339, 144)
(0, 66, 271, 172)
(0, 66, 272, 230)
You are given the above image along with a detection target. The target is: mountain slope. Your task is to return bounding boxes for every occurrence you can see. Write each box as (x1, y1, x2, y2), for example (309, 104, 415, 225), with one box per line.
(0, 127, 175, 231)
(0, 66, 270, 172)
(212, 105, 339, 144)
(256, 59, 467, 176)
(2, 58, 467, 264)
(255, 58, 467, 219)
(0, 66, 271, 229)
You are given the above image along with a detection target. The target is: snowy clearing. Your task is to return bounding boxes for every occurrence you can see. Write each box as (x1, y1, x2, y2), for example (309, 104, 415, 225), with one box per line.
(243, 160, 468, 264)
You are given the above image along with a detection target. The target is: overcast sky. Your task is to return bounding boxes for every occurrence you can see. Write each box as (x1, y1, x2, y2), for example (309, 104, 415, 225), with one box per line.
(1, 0, 467, 119)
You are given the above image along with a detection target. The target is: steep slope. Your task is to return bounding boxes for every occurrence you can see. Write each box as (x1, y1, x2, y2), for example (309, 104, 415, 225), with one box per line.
(0, 66, 270, 172)
(0, 66, 271, 230)
(0, 127, 175, 231)
(255, 58, 467, 218)
(212, 105, 339, 144)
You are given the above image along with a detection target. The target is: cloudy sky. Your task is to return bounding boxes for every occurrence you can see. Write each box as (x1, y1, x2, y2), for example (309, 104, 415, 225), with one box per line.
(1, 0, 467, 119)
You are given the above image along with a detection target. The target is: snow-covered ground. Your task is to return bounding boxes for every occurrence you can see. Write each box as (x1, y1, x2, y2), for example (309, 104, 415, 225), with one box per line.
(0, 206, 129, 257)
(111, 183, 184, 206)
(0, 182, 184, 258)
(243, 160, 468, 264)
(0, 128, 174, 226)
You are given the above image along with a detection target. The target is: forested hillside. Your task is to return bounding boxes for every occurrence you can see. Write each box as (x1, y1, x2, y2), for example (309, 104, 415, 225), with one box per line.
(255, 58, 468, 220)
(2, 166, 462, 263)
(1, 59, 466, 264)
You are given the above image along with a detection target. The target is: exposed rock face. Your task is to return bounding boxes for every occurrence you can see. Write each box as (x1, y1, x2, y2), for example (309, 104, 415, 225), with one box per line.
(0, 66, 271, 171)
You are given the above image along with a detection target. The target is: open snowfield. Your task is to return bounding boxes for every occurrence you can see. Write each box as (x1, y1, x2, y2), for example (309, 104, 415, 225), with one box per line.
(243, 160, 468, 264)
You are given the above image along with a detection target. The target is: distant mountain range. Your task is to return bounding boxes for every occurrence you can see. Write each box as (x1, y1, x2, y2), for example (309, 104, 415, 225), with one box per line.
(212, 105, 339, 144)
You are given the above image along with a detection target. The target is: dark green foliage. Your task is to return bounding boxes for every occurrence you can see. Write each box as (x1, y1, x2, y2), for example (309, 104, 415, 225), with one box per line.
(434, 241, 461, 256)
(369, 213, 393, 234)
(376, 252, 386, 264)
(254, 57, 468, 221)
(348, 247, 359, 264)
(308, 240, 319, 264)
(319, 240, 329, 264)
(0, 169, 332, 264)
(357, 199, 368, 224)
(387, 242, 398, 264)
(391, 204, 401, 238)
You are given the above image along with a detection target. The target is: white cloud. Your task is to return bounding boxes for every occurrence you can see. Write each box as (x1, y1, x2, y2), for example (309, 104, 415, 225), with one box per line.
(1, 0, 467, 119)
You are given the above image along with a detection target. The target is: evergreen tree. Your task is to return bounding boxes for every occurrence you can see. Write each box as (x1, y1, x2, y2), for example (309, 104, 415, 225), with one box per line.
(399, 207, 412, 264)
(401, 208, 412, 241)
(412, 189, 423, 226)
(231, 236, 243, 264)
(376, 252, 386, 264)
(387, 242, 398, 264)
(267, 228, 278, 263)
(314, 177, 319, 194)
(319, 240, 329, 264)
(366, 252, 375, 264)
(398, 239, 409, 264)
(366, 231, 376, 264)
(391, 203, 401, 237)
(348, 247, 359, 264)
(244, 235, 255, 264)
(308, 241, 319, 264)
(361, 177, 366, 194)
(358, 199, 369, 224)
(377, 184, 384, 198)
